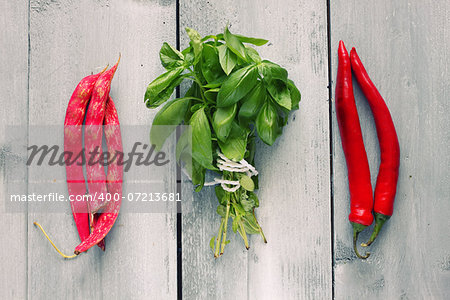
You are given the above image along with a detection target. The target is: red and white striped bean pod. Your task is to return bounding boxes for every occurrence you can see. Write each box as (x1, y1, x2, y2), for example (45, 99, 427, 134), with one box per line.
(75, 96, 123, 254)
(64, 70, 105, 242)
(84, 58, 120, 214)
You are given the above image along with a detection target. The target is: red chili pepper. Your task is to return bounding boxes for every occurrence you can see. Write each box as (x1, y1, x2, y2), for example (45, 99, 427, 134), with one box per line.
(75, 96, 123, 255)
(85, 56, 120, 218)
(335, 41, 373, 259)
(350, 48, 400, 247)
(64, 68, 106, 242)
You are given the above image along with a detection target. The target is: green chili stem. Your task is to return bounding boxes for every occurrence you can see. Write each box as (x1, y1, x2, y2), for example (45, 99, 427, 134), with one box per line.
(361, 213, 390, 247)
(351, 222, 370, 259)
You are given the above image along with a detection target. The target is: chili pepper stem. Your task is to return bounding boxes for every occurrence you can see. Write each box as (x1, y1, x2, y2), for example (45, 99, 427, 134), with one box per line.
(34, 222, 78, 259)
(361, 213, 390, 247)
(351, 222, 370, 259)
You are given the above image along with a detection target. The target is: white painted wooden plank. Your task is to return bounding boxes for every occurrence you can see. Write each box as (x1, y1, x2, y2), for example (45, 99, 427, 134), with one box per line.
(0, 1, 28, 299)
(331, 1, 450, 299)
(27, 0, 177, 299)
(181, 1, 332, 299)
(180, 6, 248, 297)
(246, 0, 331, 298)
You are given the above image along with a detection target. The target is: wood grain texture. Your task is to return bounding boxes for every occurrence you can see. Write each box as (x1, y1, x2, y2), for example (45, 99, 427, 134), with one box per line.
(2, 0, 449, 298)
(0, 1, 28, 299)
(180, 1, 331, 299)
(27, 0, 177, 299)
(331, 1, 450, 299)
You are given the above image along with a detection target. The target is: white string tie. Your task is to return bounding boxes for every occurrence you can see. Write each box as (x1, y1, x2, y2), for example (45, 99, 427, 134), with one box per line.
(183, 152, 258, 193)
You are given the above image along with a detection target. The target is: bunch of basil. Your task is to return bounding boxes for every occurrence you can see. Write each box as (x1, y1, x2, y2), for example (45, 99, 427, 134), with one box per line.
(145, 26, 300, 257)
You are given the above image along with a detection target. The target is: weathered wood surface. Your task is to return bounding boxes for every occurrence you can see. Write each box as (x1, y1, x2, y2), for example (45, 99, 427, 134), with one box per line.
(331, 1, 450, 299)
(0, 1, 28, 299)
(26, 0, 177, 299)
(180, 1, 331, 299)
(0, 0, 449, 299)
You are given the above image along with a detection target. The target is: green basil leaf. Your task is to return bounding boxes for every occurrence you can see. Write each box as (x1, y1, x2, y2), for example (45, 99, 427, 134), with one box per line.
(241, 196, 255, 211)
(248, 191, 259, 207)
(288, 79, 301, 110)
(259, 60, 288, 83)
(232, 217, 239, 233)
(212, 104, 237, 142)
(192, 159, 206, 191)
(190, 103, 203, 113)
(183, 83, 201, 123)
(190, 107, 215, 170)
(194, 62, 207, 85)
(232, 202, 246, 216)
(203, 82, 223, 89)
(267, 80, 291, 110)
(201, 44, 226, 84)
(245, 47, 262, 63)
(242, 213, 260, 234)
(217, 44, 237, 75)
(181, 46, 195, 67)
(239, 175, 255, 192)
(185, 27, 203, 65)
(204, 88, 220, 103)
(224, 26, 247, 60)
(277, 105, 290, 126)
(217, 65, 258, 107)
(159, 42, 184, 69)
(256, 101, 282, 145)
(235, 34, 269, 46)
(232, 214, 241, 233)
(217, 205, 226, 218)
(202, 35, 218, 42)
(209, 236, 215, 251)
(238, 81, 265, 126)
(185, 81, 201, 98)
(215, 185, 228, 206)
(181, 46, 191, 55)
(245, 135, 256, 164)
(184, 52, 195, 67)
(218, 122, 248, 161)
(144, 67, 184, 108)
(176, 126, 192, 162)
(150, 97, 190, 150)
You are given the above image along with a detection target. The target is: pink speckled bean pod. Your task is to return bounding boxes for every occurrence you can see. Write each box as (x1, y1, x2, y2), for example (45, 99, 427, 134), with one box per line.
(84, 57, 120, 216)
(75, 96, 123, 254)
(64, 69, 105, 242)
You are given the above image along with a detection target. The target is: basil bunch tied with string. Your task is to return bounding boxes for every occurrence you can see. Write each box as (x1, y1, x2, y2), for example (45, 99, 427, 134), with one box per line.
(144, 25, 301, 257)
